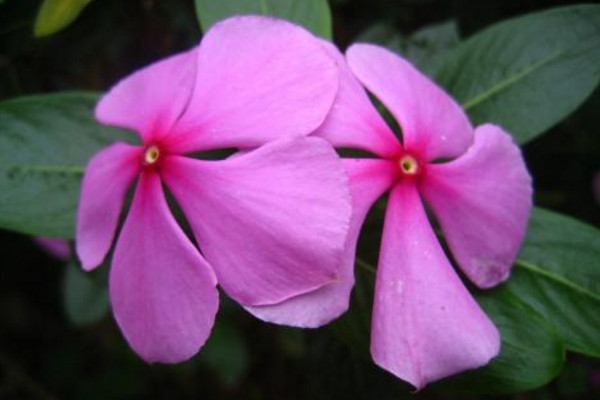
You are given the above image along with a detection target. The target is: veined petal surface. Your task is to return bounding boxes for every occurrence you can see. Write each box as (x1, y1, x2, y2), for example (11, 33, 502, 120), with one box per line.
(76, 143, 142, 270)
(110, 171, 219, 363)
(246, 158, 396, 326)
(347, 44, 473, 161)
(168, 16, 338, 153)
(421, 124, 532, 288)
(161, 136, 351, 306)
(371, 183, 499, 389)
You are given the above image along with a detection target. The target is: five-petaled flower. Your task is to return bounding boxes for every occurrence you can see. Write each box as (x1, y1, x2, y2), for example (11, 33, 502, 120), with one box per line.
(249, 43, 533, 389)
(76, 16, 352, 363)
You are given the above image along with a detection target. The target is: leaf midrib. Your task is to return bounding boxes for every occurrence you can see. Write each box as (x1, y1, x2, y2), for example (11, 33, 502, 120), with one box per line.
(515, 259, 600, 303)
(462, 49, 564, 111)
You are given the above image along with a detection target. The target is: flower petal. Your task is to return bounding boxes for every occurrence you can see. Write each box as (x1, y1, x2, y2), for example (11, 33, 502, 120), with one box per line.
(371, 183, 500, 389)
(346, 44, 473, 161)
(76, 143, 142, 270)
(161, 136, 351, 306)
(245, 158, 396, 327)
(420, 124, 533, 288)
(166, 16, 338, 153)
(110, 171, 219, 363)
(95, 48, 197, 142)
(312, 42, 402, 158)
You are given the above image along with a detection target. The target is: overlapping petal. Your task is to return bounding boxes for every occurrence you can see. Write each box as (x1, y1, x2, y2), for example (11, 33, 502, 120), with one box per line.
(167, 16, 338, 153)
(246, 158, 396, 327)
(346, 44, 473, 161)
(161, 136, 351, 306)
(371, 183, 500, 389)
(95, 48, 197, 142)
(420, 124, 533, 288)
(313, 42, 402, 158)
(76, 143, 142, 270)
(110, 171, 219, 363)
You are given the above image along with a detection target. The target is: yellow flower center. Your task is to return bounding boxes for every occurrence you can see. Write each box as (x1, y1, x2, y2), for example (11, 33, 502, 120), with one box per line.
(145, 146, 160, 165)
(399, 155, 418, 175)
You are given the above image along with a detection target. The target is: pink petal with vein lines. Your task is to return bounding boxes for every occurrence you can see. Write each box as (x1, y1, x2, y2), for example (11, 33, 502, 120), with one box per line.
(161, 136, 351, 306)
(76, 143, 142, 270)
(313, 42, 401, 158)
(167, 16, 338, 153)
(110, 171, 219, 363)
(245, 158, 396, 327)
(346, 44, 473, 161)
(420, 124, 532, 288)
(371, 183, 499, 389)
(95, 49, 197, 143)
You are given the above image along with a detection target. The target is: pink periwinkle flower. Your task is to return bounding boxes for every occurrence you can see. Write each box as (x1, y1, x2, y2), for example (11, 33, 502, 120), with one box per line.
(76, 16, 352, 363)
(249, 43, 533, 388)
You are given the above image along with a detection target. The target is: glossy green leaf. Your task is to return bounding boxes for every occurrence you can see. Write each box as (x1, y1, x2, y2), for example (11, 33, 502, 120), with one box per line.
(194, 0, 332, 39)
(438, 286, 564, 394)
(509, 207, 600, 356)
(0, 92, 133, 238)
(63, 262, 109, 326)
(34, 0, 94, 38)
(436, 5, 600, 143)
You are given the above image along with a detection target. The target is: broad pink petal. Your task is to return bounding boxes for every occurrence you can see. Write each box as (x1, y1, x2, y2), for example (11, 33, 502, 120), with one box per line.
(371, 183, 499, 389)
(95, 48, 196, 142)
(420, 124, 532, 288)
(312, 42, 402, 158)
(110, 171, 219, 363)
(161, 136, 351, 306)
(245, 158, 396, 327)
(76, 143, 142, 270)
(346, 44, 473, 161)
(166, 16, 338, 153)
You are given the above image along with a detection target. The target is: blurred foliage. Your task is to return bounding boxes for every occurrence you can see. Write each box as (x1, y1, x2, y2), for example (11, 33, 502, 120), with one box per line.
(195, 0, 332, 39)
(1, 0, 600, 399)
(34, 0, 94, 38)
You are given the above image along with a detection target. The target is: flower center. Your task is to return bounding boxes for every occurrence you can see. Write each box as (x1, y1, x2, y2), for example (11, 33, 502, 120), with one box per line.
(398, 154, 419, 176)
(144, 146, 160, 165)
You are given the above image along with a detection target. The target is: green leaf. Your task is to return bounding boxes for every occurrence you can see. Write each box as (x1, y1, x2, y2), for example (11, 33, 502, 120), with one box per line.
(34, 0, 94, 38)
(509, 207, 600, 357)
(405, 21, 459, 74)
(357, 20, 460, 74)
(356, 23, 404, 55)
(438, 286, 564, 394)
(0, 92, 133, 238)
(194, 0, 332, 39)
(436, 5, 600, 144)
(63, 262, 109, 326)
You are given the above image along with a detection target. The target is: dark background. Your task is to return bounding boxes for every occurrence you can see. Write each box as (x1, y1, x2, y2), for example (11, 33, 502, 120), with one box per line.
(1, 0, 599, 399)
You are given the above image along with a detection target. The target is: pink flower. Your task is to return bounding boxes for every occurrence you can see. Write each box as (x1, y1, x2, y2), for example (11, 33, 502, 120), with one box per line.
(76, 17, 351, 363)
(249, 44, 532, 388)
